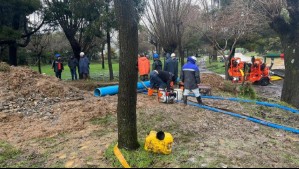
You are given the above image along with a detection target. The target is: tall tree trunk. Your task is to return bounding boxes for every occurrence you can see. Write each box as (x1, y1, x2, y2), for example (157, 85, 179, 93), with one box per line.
(281, 40, 299, 108)
(158, 44, 162, 56)
(38, 54, 42, 74)
(114, 0, 140, 150)
(9, 13, 20, 66)
(179, 42, 184, 68)
(225, 48, 235, 80)
(102, 43, 105, 69)
(0, 46, 2, 60)
(106, 0, 114, 81)
(9, 42, 17, 66)
(107, 30, 114, 81)
(268, 0, 299, 109)
(212, 45, 218, 61)
(225, 58, 230, 80)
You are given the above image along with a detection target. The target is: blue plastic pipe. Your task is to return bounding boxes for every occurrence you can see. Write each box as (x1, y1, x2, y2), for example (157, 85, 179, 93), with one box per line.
(186, 101, 299, 134)
(94, 81, 151, 97)
(200, 96, 299, 115)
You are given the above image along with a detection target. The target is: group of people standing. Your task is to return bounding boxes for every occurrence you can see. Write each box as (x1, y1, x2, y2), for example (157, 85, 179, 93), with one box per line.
(138, 52, 203, 105)
(52, 52, 90, 80)
(138, 53, 178, 83)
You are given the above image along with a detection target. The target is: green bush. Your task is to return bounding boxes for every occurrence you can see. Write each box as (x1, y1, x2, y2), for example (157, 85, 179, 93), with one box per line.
(239, 83, 257, 100)
(0, 62, 10, 72)
(221, 81, 238, 94)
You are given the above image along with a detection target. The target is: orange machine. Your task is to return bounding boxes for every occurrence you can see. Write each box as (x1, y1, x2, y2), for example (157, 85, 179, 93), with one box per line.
(228, 57, 271, 86)
(247, 58, 270, 86)
(228, 57, 245, 83)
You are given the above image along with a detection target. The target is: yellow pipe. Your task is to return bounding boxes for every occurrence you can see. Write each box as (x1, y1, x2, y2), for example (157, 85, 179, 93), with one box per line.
(114, 144, 131, 168)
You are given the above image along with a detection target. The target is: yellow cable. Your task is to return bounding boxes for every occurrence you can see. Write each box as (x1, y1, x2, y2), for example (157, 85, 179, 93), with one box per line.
(114, 144, 131, 168)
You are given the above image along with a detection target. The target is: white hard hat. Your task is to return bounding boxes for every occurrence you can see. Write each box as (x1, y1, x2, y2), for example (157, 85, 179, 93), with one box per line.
(171, 53, 176, 57)
(191, 56, 197, 62)
(80, 52, 85, 57)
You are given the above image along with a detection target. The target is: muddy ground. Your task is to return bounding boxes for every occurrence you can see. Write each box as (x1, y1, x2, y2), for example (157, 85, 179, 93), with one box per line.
(253, 80, 284, 101)
(0, 66, 298, 168)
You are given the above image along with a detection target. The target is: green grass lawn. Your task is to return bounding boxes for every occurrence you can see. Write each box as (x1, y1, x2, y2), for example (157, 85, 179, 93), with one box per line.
(206, 61, 225, 74)
(31, 59, 187, 81)
(31, 63, 120, 81)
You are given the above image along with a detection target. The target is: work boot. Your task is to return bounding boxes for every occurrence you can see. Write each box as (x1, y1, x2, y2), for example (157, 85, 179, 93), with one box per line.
(183, 96, 188, 105)
(196, 96, 203, 105)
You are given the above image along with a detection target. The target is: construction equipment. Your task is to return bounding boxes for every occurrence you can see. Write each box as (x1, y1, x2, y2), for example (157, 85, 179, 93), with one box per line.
(158, 89, 178, 104)
(228, 57, 271, 86)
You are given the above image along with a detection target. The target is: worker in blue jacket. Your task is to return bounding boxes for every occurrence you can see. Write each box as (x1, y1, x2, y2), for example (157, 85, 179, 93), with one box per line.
(180, 56, 203, 105)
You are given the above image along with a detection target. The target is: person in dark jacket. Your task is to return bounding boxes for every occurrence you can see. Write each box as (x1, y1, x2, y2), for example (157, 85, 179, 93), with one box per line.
(52, 54, 64, 80)
(164, 53, 178, 84)
(79, 52, 90, 80)
(180, 56, 203, 105)
(68, 56, 78, 80)
(152, 53, 163, 71)
(150, 70, 175, 90)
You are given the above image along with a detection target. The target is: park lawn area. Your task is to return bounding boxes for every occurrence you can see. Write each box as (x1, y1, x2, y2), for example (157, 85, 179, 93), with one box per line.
(31, 59, 187, 81)
(244, 52, 258, 57)
(206, 61, 225, 75)
(31, 63, 120, 81)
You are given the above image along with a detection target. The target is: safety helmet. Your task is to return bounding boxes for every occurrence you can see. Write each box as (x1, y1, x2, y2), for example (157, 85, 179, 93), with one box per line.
(171, 53, 176, 58)
(187, 56, 197, 63)
(153, 53, 159, 59)
(55, 54, 61, 58)
(80, 52, 85, 57)
(191, 56, 197, 62)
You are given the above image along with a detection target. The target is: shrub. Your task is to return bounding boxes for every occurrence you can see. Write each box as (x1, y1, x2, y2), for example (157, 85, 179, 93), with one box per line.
(239, 82, 257, 100)
(0, 62, 10, 72)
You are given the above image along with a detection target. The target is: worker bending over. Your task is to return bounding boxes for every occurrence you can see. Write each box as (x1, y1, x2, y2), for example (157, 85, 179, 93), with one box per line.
(149, 70, 176, 91)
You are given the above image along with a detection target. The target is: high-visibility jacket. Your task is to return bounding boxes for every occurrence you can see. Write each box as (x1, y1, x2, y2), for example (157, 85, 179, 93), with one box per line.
(138, 57, 150, 76)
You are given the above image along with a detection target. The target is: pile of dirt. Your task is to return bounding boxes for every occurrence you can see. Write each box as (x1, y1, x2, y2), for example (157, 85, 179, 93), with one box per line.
(0, 66, 117, 142)
(201, 73, 225, 90)
(0, 67, 85, 117)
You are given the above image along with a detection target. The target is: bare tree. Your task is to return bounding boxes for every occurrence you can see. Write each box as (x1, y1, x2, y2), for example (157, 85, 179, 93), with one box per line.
(26, 12, 52, 74)
(143, 0, 192, 67)
(191, 0, 261, 79)
(28, 32, 51, 74)
(250, 0, 299, 108)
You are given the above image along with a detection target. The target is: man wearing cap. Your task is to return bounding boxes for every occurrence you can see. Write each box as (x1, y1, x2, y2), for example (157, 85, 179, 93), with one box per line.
(180, 56, 203, 105)
(52, 54, 64, 79)
(79, 52, 90, 80)
(164, 53, 178, 84)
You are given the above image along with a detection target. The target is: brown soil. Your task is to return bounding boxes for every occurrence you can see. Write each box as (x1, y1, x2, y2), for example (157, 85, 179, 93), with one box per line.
(0, 66, 298, 168)
(201, 73, 225, 90)
(0, 67, 117, 143)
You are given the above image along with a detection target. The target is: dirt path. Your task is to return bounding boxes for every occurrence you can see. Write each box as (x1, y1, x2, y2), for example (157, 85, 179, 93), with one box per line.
(254, 80, 284, 100)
